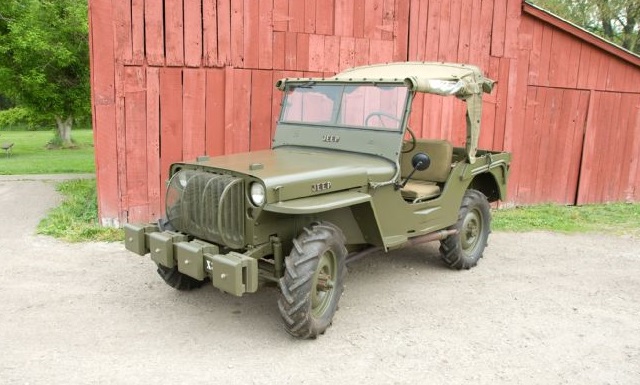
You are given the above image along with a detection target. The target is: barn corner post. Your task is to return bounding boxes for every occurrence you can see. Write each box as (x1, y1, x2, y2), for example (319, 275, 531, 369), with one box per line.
(88, 0, 123, 227)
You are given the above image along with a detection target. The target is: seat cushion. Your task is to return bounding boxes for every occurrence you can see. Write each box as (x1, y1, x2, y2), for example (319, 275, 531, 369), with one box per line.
(400, 180, 441, 202)
(400, 139, 453, 183)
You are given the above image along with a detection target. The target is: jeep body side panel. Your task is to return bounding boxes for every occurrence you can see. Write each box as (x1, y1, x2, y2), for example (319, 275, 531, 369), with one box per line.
(366, 169, 463, 250)
(362, 151, 510, 250)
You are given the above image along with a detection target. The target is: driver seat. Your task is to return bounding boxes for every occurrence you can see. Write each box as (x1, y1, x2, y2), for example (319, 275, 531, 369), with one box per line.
(399, 139, 453, 203)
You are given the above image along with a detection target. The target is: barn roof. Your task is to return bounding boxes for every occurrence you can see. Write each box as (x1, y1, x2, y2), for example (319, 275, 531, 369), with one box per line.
(523, 2, 640, 68)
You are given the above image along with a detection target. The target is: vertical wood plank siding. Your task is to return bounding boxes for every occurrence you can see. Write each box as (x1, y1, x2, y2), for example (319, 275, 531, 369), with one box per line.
(88, 0, 640, 224)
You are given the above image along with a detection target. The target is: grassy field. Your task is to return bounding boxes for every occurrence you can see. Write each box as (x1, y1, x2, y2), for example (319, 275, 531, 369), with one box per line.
(0, 129, 95, 174)
(493, 203, 640, 237)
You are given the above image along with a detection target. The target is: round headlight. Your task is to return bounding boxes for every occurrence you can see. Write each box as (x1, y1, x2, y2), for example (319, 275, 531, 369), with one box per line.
(250, 182, 266, 206)
(177, 172, 188, 188)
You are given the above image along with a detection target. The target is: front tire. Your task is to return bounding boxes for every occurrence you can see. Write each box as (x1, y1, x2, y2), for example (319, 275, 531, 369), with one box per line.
(155, 218, 207, 291)
(440, 189, 491, 269)
(157, 265, 207, 291)
(278, 222, 347, 339)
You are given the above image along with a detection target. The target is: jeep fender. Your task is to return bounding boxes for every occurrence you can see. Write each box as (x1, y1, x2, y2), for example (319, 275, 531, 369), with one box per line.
(467, 168, 507, 202)
(264, 190, 380, 247)
(459, 155, 509, 202)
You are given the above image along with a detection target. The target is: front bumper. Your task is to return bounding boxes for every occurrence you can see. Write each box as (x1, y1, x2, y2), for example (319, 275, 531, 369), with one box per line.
(124, 224, 258, 296)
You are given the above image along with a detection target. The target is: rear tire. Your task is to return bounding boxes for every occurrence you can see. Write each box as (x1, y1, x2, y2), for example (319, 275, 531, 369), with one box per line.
(440, 189, 491, 269)
(156, 265, 207, 291)
(278, 222, 347, 339)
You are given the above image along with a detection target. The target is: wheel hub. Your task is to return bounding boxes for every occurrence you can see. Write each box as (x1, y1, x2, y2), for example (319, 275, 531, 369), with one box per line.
(316, 272, 334, 291)
(311, 251, 337, 316)
(461, 209, 482, 251)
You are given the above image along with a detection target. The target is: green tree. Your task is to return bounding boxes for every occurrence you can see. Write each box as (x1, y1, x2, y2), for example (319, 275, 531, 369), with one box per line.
(531, 0, 640, 54)
(0, 0, 90, 145)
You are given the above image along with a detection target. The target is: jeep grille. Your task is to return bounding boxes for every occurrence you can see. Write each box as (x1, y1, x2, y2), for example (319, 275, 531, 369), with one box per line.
(166, 170, 245, 249)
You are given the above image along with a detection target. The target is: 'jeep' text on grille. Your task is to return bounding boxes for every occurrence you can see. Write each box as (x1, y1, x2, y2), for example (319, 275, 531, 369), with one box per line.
(322, 135, 340, 143)
(311, 181, 332, 192)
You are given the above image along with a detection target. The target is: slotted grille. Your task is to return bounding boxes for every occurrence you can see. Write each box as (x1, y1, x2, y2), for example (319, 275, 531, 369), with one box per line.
(166, 170, 245, 249)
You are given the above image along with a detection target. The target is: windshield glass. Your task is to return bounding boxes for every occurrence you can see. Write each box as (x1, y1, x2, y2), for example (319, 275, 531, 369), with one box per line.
(280, 84, 409, 131)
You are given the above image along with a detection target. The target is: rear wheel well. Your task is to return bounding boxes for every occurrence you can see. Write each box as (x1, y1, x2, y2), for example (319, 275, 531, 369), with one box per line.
(468, 173, 500, 202)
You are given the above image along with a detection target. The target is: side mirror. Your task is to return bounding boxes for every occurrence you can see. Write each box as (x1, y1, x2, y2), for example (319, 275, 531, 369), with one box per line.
(411, 152, 431, 171)
(396, 152, 431, 190)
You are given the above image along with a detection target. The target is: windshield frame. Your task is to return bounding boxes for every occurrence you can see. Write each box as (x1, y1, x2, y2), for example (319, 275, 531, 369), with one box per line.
(278, 81, 410, 132)
(273, 80, 414, 163)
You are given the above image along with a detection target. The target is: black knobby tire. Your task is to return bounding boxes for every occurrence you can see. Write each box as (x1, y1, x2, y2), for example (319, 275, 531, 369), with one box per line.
(440, 189, 491, 270)
(157, 265, 207, 291)
(155, 217, 207, 291)
(277, 222, 347, 339)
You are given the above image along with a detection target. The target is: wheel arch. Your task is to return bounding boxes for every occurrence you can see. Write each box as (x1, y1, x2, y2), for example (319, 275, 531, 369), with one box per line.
(467, 170, 505, 202)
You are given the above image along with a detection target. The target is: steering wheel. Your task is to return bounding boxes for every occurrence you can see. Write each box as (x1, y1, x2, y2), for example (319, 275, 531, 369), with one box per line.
(364, 111, 415, 153)
(402, 126, 417, 153)
(364, 111, 401, 128)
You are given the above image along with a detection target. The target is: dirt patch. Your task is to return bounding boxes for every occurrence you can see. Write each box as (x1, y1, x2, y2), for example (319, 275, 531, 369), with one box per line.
(1, 179, 639, 384)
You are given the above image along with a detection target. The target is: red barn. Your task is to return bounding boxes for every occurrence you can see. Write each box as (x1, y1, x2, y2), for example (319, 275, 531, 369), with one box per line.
(88, 0, 640, 226)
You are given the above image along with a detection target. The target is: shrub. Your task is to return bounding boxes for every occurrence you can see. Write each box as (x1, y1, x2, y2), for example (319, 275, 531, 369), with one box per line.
(0, 107, 50, 130)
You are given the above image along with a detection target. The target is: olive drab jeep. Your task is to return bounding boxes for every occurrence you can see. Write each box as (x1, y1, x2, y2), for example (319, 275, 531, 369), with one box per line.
(124, 62, 511, 339)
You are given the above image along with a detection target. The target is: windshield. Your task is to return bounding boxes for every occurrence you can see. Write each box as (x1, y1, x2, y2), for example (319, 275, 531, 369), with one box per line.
(280, 84, 409, 131)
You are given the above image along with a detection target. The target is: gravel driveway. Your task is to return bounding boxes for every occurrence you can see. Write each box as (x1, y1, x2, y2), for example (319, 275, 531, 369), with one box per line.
(1, 177, 639, 384)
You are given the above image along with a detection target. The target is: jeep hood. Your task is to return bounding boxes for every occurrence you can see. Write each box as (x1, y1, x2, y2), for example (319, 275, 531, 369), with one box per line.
(180, 147, 395, 202)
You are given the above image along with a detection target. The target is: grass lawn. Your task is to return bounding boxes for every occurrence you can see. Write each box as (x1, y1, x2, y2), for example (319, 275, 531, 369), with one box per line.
(0, 129, 95, 174)
(493, 203, 640, 237)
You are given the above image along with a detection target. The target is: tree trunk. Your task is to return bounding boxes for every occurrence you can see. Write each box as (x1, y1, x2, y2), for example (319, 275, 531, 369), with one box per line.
(622, 11, 636, 50)
(600, 16, 614, 39)
(596, 1, 615, 39)
(55, 115, 73, 147)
